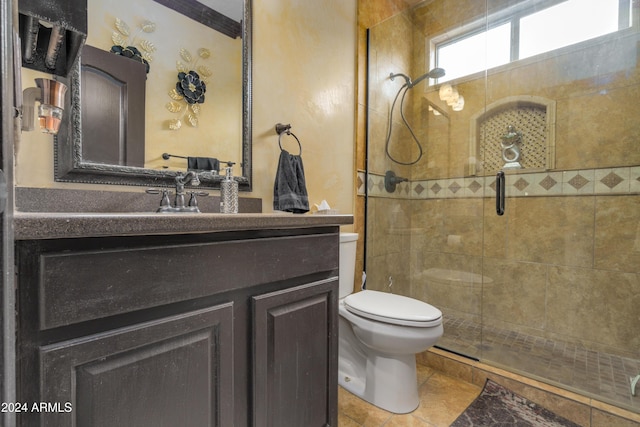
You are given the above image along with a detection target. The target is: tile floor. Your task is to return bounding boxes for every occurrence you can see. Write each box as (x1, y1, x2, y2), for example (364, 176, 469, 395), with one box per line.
(337, 363, 481, 426)
(337, 350, 640, 427)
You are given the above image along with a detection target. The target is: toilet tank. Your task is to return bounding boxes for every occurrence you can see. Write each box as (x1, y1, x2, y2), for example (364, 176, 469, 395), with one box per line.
(339, 233, 358, 298)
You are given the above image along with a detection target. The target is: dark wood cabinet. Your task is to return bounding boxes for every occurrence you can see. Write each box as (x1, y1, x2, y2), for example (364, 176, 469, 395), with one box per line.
(253, 279, 338, 427)
(16, 227, 339, 427)
(41, 304, 234, 427)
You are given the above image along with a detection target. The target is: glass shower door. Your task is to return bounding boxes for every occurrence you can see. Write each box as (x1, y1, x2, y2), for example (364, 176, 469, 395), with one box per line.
(474, 0, 640, 413)
(365, 0, 640, 414)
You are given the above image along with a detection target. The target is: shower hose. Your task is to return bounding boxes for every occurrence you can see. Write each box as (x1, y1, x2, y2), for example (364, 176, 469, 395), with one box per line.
(384, 83, 424, 166)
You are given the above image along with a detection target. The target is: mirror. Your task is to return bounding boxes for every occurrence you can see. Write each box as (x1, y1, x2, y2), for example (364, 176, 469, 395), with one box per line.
(54, 0, 252, 190)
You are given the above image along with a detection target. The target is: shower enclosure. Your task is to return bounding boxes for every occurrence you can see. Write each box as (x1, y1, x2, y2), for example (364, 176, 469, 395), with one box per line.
(364, 0, 639, 413)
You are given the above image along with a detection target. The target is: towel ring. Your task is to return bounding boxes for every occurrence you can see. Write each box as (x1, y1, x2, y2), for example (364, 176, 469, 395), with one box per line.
(278, 131, 302, 155)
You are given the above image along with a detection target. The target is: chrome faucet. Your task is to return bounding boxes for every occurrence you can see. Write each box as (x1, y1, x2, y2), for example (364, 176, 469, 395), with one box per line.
(173, 171, 200, 211)
(151, 171, 206, 213)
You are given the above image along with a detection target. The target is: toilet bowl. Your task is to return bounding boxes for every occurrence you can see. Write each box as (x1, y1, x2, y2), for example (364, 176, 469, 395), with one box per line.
(338, 233, 443, 414)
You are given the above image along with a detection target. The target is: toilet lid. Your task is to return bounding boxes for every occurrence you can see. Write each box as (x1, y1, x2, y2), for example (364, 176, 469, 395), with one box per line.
(344, 290, 442, 327)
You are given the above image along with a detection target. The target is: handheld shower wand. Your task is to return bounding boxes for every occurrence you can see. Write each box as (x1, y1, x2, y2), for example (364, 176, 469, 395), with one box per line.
(408, 67, 445, 88)
(385, 67, 446, 165)
(389, 67, 445, 88)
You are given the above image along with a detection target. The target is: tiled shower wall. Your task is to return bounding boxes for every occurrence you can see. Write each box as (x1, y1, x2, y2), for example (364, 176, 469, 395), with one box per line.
(361, 170, 640, 359)
(363, 0, 640, 385)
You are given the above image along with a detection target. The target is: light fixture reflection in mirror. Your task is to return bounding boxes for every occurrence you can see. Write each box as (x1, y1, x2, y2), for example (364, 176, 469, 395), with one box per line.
(22, 78, 68, 135)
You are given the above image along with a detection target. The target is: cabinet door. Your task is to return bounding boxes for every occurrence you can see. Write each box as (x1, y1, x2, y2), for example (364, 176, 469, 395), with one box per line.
(252, 278, 338, 427)
(38, 303, 234, 427)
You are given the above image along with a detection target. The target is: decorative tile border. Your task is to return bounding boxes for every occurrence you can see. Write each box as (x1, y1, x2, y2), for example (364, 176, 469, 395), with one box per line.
(359, 166, 640, 199)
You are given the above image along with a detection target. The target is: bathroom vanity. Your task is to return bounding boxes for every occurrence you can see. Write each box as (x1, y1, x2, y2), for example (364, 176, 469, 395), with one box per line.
(13, 212, 352, 426)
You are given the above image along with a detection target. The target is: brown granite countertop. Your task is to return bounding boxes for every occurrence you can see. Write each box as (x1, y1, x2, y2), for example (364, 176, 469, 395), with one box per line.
(14, 212, 354, 240)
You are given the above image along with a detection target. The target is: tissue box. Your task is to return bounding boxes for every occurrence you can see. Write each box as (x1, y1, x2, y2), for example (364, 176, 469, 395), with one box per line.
(314, 209, 339, 215)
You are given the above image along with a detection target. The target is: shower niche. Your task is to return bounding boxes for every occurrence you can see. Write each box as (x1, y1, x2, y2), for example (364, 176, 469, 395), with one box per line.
(469, 95, 556, 176)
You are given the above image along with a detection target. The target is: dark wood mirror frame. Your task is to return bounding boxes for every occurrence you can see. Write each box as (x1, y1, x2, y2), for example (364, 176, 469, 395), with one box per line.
(54, 0, 252, 191)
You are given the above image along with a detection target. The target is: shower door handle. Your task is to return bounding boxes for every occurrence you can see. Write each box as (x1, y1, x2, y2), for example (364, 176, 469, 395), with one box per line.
(496, 171, 505, 216)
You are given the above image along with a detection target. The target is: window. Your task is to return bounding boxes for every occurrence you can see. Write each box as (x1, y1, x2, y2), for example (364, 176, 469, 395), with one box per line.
(438, 23, 512, 82)
(433, 0, 632, 83)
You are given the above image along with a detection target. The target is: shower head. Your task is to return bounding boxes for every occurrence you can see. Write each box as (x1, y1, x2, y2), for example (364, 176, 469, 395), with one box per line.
(389, 68, 446, 88)
(408, 67, 446, 88)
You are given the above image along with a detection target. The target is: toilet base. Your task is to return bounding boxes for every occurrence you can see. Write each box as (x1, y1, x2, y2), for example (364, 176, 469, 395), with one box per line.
(340, 352, 420, 414)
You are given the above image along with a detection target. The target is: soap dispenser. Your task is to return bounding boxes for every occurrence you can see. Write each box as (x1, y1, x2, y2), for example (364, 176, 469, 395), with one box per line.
(220, 162, 239, 213)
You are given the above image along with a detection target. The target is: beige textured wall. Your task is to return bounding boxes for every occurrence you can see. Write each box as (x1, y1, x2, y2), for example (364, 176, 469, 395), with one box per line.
(15, 0, 358, 217)
(252, 0, 356, 215)
(363, 0, 640, 359)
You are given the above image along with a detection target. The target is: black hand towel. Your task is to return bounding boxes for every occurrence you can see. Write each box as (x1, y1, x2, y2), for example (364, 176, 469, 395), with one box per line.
(187, 157, 220, 172)
(273, 150, 309, 214)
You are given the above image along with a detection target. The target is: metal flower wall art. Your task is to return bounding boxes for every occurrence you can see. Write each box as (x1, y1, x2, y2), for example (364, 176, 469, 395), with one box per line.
(166, 48, 213, 130)
(110, 18, 156, 73)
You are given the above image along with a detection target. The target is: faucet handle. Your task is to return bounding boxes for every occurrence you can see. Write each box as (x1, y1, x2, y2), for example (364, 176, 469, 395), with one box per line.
(188, 191, 209, 208)
(146, 188, 174, 212)
(159, 189, 172, 209)
(188, 193, 198, 209)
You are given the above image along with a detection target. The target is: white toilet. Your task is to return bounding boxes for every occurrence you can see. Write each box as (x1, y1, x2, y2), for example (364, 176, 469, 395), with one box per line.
(338, 233, 443, 414)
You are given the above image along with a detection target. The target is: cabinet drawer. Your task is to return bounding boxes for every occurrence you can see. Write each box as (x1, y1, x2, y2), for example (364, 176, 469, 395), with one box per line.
(37, 233, 338, 330)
